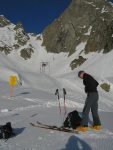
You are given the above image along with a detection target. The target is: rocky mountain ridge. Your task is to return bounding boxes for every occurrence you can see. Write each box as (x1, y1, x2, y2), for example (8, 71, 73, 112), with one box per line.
(0, 16, 39, 60)
(42, 0, 113, 55)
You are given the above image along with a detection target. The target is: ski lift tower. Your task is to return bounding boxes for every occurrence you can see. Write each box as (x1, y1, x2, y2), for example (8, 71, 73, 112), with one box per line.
(40, 62, 50, 74)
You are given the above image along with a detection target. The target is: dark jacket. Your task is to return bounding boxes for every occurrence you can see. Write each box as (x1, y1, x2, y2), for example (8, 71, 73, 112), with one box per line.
(83, 73, 99, 93)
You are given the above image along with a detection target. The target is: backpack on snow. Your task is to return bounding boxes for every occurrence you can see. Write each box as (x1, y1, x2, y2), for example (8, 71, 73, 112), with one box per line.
(63, 110, 82, 129)
(0, 122, 14, 139)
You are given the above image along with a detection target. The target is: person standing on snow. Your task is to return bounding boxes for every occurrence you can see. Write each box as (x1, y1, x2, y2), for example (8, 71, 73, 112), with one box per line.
(76, 71, 102, 132)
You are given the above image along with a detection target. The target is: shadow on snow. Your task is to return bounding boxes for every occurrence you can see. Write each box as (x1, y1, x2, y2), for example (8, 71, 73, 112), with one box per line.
(61, 135, 91, 150)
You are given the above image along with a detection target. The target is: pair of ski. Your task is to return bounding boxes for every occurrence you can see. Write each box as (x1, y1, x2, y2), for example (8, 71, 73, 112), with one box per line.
(30, 121, 78, 134)
(30, 89, 79, 134)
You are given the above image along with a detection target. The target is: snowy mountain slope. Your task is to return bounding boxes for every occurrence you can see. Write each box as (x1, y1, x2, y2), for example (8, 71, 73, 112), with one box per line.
(0, 24, 15, 47)
(1, 15, 113, 87)
(1, 17, 113, 110)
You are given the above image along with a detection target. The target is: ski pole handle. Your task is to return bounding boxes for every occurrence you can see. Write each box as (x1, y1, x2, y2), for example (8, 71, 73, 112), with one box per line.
(55, 89, 61, 113)
(63, 88, 66, 95)
(63, 88, 66, 100)
(63, 88, 67, 115)
(55, 89, 59, 100)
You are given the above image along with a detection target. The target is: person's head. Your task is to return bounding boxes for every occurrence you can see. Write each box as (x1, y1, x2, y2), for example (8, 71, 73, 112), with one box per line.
(78, 71, 85, 79)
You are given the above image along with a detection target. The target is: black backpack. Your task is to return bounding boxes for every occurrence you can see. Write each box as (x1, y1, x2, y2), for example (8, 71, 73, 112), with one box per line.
(63, 110, 82, 129)
(0, 122, 14, 139)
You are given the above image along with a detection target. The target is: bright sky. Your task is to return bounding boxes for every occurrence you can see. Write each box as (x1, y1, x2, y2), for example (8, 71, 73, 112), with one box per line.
(0, 0, 71, 33)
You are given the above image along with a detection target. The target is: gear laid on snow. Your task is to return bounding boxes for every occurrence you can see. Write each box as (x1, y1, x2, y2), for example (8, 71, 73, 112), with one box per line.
(63, 110, 82, 129)
(30, 121, 79, 134)
(0, 122, 15, 140)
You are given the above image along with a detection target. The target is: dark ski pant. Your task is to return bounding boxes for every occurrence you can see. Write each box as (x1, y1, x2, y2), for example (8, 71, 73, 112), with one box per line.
(81, 92, 101, 126)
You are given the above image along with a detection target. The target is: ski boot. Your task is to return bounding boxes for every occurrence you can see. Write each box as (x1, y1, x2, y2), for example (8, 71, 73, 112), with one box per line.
(75, 126, 89, 132)
(90, 125, 102, 131)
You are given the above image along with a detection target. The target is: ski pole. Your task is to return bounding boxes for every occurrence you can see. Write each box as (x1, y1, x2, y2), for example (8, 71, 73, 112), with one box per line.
(63, 88, 67, 116)
(55, 89, 62, 123)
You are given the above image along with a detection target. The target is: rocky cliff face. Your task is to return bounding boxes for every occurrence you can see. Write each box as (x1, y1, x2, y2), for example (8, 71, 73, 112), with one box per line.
(14, 22, 30, 46)
(0, 16, 34, 60)
(0, 15, 11, 27)
(42, 0, 113, 55)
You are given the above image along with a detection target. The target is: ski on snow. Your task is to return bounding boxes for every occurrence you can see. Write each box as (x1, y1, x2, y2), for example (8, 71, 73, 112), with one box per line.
(30, 121, 105, 134)
(30, 121, 79, 134)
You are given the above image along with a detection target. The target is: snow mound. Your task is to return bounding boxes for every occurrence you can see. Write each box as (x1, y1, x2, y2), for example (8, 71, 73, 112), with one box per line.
(1, 109, 9, 113)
